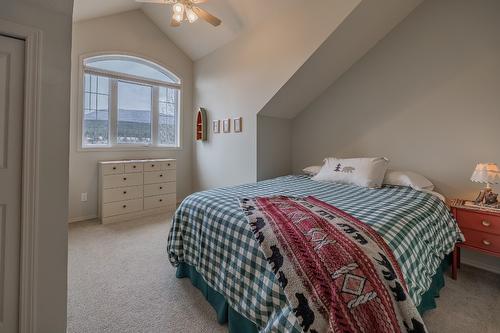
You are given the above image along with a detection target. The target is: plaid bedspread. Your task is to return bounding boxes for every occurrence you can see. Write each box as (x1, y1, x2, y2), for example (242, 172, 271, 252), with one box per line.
(167, 175, 463, 332)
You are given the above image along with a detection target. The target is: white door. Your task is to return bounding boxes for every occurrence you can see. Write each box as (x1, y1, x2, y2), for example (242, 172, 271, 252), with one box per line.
(0, 34, 24, 333)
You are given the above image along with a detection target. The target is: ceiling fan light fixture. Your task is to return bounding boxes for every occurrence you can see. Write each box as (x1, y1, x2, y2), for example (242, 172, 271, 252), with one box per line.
(172, 3, 185, 14)
(172, 12, 183, 22)
(186, 8, 199, 23)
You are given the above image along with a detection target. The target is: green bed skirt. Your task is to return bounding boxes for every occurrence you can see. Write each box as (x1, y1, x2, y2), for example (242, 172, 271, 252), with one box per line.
(176, 256, 451, 332)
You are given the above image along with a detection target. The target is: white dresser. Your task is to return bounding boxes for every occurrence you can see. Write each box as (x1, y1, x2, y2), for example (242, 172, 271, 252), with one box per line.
(98, 159, 176, 224)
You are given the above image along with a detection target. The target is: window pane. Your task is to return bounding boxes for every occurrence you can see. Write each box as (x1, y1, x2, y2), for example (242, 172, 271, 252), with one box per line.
(90, 75, 97, 92)
(84, 92, 90, 109)
(97, 76, 109, 94)
(83, 73, 110, 146)
(85, 56, 180, 84)
(97, 94, 108, 110)
(117, 81, 152, 144)
(159, 87, 179, 146)
(84, 74, 91, 92)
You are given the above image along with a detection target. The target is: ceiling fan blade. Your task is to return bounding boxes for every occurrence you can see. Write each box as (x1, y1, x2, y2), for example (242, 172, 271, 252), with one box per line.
(192, 0, 208, 3)
(192, 6, 222, 26)
(170, 18, 181, 27)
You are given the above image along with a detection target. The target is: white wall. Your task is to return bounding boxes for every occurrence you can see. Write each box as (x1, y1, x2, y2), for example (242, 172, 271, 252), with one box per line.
(257, 115, 292, 181)
(69, 10, 193, 221)
(1, 0, 73, 331)
(193, 0, 362, 191)
(292, 0, 500, 273)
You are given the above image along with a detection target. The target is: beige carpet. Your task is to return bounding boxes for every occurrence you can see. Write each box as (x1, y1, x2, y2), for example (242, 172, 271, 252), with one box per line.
(68, 214, 500, 333)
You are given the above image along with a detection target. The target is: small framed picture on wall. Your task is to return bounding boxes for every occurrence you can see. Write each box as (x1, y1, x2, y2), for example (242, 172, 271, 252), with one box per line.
(223, 119, 231, 133)
(212, 120, 220, 133)
(233, 117, 242, 133)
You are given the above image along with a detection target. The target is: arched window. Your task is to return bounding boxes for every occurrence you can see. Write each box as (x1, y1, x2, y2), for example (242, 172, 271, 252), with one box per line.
(81, 55, 181, 148)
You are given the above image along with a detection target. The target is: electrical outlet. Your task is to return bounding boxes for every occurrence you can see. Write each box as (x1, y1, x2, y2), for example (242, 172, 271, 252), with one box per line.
(81, 192, 88, 202)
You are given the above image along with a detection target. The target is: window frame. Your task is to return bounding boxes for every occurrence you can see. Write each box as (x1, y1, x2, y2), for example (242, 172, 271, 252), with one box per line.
(77, 53, 183, 152)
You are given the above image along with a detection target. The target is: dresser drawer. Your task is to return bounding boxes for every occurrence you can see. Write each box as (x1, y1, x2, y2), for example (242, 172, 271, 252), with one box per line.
(164, 161, 176, 170)
(102, 163, 124, 175)
(144, 162, 165, 172)
(456, 209, 500, 235)
(144, 182, 176, 197)
(102, 199, 143, 217)
(124, 163, 143, 173)
(461, 228, 500, 253)
(102, 173, 143, 189)
(144, 194, 176, 210)
(144, 170, 175, 184)
(103, 186, 143, 203)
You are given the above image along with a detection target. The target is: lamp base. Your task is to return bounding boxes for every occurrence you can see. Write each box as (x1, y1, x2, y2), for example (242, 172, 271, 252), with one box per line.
(474, 187, 498, 205)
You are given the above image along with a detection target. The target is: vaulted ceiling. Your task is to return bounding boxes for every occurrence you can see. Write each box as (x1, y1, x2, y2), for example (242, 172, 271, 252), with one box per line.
(73, 0, 304, 60)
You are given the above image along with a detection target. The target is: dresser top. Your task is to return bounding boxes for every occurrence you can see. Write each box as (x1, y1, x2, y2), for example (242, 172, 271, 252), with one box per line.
(450, 198, 500, 215)
(98, 158, 175, 165)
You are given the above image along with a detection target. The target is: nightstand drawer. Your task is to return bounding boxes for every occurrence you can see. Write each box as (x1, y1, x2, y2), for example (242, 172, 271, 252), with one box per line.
(456, 210, 500, 235)
(461, 228, 500, 253)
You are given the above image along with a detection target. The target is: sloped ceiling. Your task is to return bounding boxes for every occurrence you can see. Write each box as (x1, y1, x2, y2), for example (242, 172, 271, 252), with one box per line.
(73, 0, 304, 60)
(73, 0, 141, 22)
(258, 0, 423, 119)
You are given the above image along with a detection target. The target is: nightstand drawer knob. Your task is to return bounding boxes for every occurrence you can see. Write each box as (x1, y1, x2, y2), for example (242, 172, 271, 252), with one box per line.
(481, 220, 491, 227)
(482, 239, 491, 246)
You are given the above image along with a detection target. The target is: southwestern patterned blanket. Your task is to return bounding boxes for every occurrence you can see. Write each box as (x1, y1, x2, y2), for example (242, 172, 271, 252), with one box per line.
(167, 175, 463, 332)
(239, 196, 427, 333)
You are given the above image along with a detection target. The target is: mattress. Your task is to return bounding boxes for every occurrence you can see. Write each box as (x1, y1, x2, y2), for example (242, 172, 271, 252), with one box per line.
(167, 175, 463, 332)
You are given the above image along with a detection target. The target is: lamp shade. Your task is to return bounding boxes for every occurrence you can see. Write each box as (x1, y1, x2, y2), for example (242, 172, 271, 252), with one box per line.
(470, 163, 500, 184)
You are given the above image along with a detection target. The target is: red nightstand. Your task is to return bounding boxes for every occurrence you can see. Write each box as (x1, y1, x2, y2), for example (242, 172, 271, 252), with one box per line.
(450, 200, 500, 279)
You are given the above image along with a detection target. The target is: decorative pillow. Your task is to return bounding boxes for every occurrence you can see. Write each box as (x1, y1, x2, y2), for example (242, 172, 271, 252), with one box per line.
(302, 165, 322, 176)
(383, 170, 434, 191)
(312, 157, 389, 188)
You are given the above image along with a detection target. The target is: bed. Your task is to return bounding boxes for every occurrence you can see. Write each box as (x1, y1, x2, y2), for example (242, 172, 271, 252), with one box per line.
(167, 175, 463, 332)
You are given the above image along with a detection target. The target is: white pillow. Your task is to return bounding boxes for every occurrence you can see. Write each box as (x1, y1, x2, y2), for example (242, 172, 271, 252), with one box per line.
(383, 170, 434, 191)
(302, 165, 322, 176)
(312, 157, 389, 188)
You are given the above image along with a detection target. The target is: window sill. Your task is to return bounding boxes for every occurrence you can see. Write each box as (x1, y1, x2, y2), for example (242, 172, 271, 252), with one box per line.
(77, 145, 182, 153)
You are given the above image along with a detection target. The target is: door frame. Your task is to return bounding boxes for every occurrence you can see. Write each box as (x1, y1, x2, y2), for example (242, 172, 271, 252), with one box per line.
(0, 19, 42, 333)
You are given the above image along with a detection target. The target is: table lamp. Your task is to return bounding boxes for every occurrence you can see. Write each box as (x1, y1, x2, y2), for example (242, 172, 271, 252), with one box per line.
(470, 163, 500, 204)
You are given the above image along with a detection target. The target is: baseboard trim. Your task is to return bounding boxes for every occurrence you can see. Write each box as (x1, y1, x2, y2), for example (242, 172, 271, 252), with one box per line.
(461, 258, 500, 275)
(68, 215, 97, 223)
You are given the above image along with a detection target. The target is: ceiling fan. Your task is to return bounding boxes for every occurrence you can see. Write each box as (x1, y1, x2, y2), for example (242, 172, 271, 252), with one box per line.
(136, 0, 222, 27)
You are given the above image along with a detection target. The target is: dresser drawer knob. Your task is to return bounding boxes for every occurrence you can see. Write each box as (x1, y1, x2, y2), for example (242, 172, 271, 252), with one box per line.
(160, 174, 163, 177)
(481, 220, 491, 227)
(123, 177, 127, 181)
(123, 205, 127, 208)
(159, 186, 163, 190)
(112, 166, 117, 170)
(151, 164, 155, 167)
(167, 163, 171, 166)
(482, 239, 491, 246)
(159, 199, 163, 202)
(123, 191, 127, 194)
(133, 165, 136, 169)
